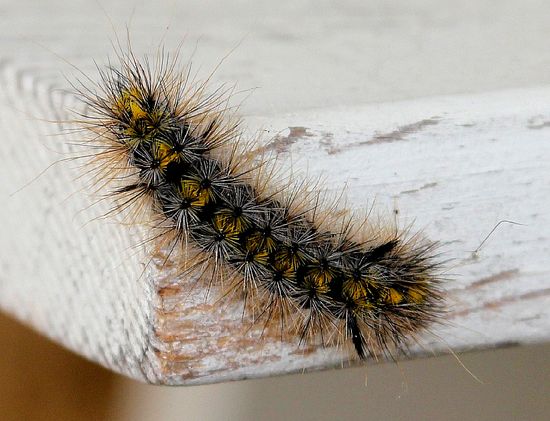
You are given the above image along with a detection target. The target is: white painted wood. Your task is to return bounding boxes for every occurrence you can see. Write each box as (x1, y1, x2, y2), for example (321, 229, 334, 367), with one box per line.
(2, 71, 548, 384)
(150, 87, 550, 384)
(0, 0, 549, 385)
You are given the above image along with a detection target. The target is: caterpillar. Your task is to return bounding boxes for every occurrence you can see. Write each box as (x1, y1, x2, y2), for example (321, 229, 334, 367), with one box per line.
(73, 47, 443, 362)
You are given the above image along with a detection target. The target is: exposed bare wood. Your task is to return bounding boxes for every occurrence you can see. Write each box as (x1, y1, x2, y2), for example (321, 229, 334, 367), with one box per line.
(1, 0, 549, 385)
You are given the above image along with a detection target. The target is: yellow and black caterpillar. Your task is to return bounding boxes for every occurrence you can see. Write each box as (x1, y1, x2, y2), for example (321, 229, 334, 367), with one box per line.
(77, 51, 442, 360)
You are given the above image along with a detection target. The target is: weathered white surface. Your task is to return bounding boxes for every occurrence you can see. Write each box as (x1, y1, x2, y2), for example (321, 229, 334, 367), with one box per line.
(0, 63, 160, 382)
(0, 0, 549, 384)
(249, 88, 550, 350)
(2, 64, 549, 384)
(2, 0, 550, 116)
(149, 87, 550, 384)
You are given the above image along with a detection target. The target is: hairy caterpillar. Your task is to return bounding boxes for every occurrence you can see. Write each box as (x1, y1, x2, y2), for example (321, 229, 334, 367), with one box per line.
(73, 47, 443, 362)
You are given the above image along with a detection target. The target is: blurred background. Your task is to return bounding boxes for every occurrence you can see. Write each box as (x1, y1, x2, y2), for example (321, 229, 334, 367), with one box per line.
(1, 313, 549, 420)
(1, 1, 549, 419)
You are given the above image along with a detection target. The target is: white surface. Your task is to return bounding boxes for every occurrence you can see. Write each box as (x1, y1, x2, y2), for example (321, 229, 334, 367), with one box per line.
(0, 0, 549, 384)
(150, 87, 550, 384)
(0, 64, 157, 381)
(2, 0, 550, 115)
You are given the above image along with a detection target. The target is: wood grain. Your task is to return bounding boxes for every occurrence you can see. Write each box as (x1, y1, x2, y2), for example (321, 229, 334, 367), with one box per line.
(144, 88, 550, 384)
(1, 0, 549, 385)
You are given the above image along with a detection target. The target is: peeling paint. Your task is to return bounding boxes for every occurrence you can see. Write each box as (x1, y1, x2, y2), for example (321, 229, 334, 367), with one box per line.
(327, 117, 441, 155)
(451, 288, 550, 318)
(264, 126, 314, 154)
(469, 269, 520, 289)
(400, 182, 438, 195)
(368, 117, 440, 145)
(527, 120, 550, 130)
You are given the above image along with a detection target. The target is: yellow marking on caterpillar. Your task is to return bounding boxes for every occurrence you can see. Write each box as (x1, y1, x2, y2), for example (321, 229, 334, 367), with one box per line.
(115, 88, 147, 120)
(244, 231, 263, 252)
(249, 249, 269, 266)
(215, 208, 250, 233)
(212, 213, 246, 246)
(113, 89, 170, 139)
(245, 230, 277, 254)
(408, 288, 425, 303)
(307, 262, 336, 288)
(342, 279, 369, 301)
(156, 142, 180, 169)
(303, 274, 330, 294)
(271, 256, 297, 281)
(209, 214, 241, 249)
(180, 179, 210, 207)
(388, 288, 404, 305)
(275, 246, 306, 271)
